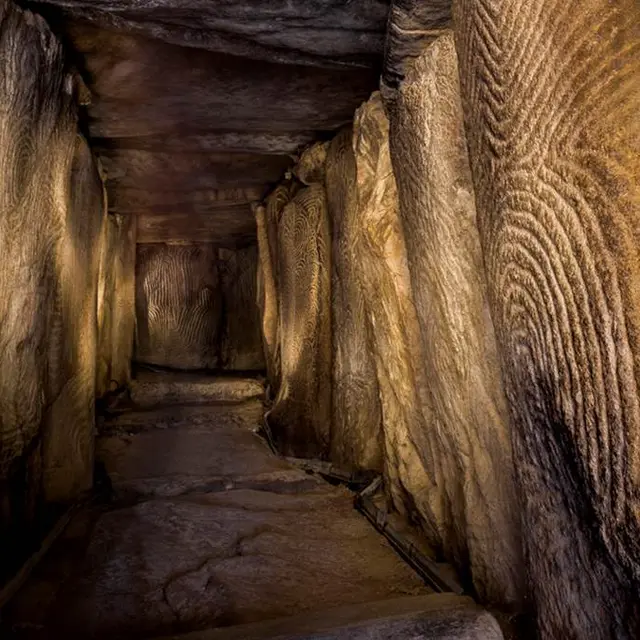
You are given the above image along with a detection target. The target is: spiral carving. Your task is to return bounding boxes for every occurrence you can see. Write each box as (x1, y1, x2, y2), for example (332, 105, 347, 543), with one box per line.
(383, 30, 524, 605)
(267, 179, 332, 458)
(326, 127, 383, 471)
(0, 0, 105, 567)
(454, 0, 640, 635)
(135, 243, 222, 370)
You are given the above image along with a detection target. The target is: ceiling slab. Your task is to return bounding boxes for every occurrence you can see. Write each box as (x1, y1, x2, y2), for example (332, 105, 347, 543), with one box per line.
(34, 0, 392, 68)
(136, 210, 256, 245)
(27, 2, 393, 246)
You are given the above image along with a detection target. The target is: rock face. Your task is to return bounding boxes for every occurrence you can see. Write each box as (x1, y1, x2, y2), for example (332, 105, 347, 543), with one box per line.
(35, 0, 392, 68)
(0, 0, 105, 577)
(453, 0, 640, 636)
(97, 212, 137, 397)
(218, 247, 265, 371)
(21, 2, 385, 250)
(349, 93, 438, 544)
(267, 174, 332, 458)
(326, 128, 383, 472)
(382, 31, 523, 606)
(255, 181, 300, 391)
(135, 243, 222, 370)
(135, 243, 265, 372)
(3, 373, 434, 639)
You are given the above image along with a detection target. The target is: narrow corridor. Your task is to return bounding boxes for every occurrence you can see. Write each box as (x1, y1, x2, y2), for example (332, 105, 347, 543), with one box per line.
(1, 373, 499, 639)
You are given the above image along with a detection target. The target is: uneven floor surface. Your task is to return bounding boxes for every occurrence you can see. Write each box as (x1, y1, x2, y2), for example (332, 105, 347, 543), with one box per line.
(1, 374, 433, 638)
(2, 373, 506, 639)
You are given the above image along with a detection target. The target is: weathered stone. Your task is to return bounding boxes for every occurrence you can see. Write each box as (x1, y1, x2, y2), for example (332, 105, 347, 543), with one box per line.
(0, 0, 104, 573)
(267, 180, 332, 458)
(160, 594, 504, 640)
(293, 141, 330, 186)
(255, 204, 278, 387)
(97, 213, 137, 397)
(326, 128, 383, 472)
(255, 181, 300, 393)
(129, 371, 265, 409)
(218, 247, 265, 371)
(35, 0, 391, 68)
(382, 31, 523, 606)
(454, 0, 640, 636)
(135, 244, 222, 370)
(136, 210, 256, 246)
(349, 93, 435, 534)
(4, 375, 428, 638)
(382, 0, 451, 89)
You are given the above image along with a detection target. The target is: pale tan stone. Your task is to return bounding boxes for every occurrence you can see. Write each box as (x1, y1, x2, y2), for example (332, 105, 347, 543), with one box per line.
(383, 32, 523, 607)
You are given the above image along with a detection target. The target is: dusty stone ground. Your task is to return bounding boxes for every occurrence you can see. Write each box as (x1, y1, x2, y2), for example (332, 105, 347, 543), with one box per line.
(1, 374, 432, 639)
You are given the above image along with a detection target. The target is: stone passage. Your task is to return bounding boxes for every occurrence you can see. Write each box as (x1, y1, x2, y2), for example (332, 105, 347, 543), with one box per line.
(1, 373, 503, 640)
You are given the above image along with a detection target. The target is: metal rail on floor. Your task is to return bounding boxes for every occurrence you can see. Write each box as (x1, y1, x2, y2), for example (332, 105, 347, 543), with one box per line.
(259, 413, 463, 595)
(354, 477, 464, 595)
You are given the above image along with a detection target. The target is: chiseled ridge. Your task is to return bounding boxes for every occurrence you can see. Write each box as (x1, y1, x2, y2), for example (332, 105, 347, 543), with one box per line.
(135, 244, 221, 370)
(454, 0, 640, 636)
(326, 127, 383, 472)
(383, 28, 523, 607)
(268, 178, 332, 458)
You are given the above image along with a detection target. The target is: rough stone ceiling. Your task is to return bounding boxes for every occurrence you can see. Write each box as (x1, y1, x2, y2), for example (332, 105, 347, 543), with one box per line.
(29, 1, 399, 246)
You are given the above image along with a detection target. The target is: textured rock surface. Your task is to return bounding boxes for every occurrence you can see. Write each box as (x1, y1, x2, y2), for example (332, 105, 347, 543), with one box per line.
(267, 173, 332, 458)
(454, 0, 640, 636)
(0, 0, 104, 577)
(20, 6, 385, 248)
(134, 244, 265, 372)
(3, 374, 430, 639)
(161, 594, 504, 640)
(135, 244, 222, 370)
(97, 213, 137, 397)
(350, 93, 434, 531)
(382, 0, 451, 89)
(383, 31, 523, 606)
(36, 0, 392, 68)
(218, 247, 265, 371)
(326, 128, 383, 472)
(255, 181, 300, 391)
(129, 371, 265, 410)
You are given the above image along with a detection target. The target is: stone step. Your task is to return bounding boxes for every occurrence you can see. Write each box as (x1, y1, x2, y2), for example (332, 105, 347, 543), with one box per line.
(129, 371, 266, 409)
(155, 594, 504, 640)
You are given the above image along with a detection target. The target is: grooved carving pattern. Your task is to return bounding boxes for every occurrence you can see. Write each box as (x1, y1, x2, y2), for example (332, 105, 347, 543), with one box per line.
(255, 181, 299, 390)
(267, 177, 332, 458)
(454, 0, 640, 635)
(135, 244, 221, 370)
(326, 128, 383, 471)
(383, 31, 523, 605)
(219, 246, 265, 371)
(0, 0, 104, 575)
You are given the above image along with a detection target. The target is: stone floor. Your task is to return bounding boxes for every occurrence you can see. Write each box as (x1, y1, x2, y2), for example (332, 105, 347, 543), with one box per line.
(1, 373, 503, 639)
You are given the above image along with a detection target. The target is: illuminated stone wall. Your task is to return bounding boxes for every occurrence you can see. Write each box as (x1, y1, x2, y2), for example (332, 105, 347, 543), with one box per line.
(0, 0, 105, 577)
(135, 243, 264, 372)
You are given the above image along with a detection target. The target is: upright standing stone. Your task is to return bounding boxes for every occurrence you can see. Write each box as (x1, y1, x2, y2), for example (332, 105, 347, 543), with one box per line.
(454, 0, 640, 635)
(382, 30, 523, 607)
